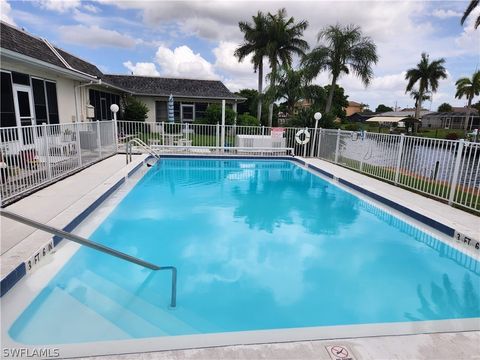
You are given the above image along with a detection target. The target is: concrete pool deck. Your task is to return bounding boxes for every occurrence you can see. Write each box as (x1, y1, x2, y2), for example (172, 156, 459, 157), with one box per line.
(1, 154, 148, 280)
(1, 154, 479, 360)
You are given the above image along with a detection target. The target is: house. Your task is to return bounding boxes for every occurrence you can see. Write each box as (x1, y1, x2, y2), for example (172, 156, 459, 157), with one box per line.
(421, 107, 480, 129)
(0, 21, 243, 138)
(376, 110, 434, 119)
(346, 112, 377, 122)
(344, 101, 364, 116)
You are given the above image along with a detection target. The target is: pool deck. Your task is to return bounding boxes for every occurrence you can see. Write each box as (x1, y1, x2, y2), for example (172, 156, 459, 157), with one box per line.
(1, 154, 479, 360)
(80, 331, 480, 360)
(1, 154, 148, 280)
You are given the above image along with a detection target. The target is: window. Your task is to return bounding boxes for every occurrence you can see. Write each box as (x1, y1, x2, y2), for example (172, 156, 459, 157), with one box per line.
(11, 71, 30, 86)
(1, 71, 16, 128)
(32, 78, 48, 125)
(88, 89, 120, 121)
(45, 82, 59, 124)
(155, 101, 167, 122)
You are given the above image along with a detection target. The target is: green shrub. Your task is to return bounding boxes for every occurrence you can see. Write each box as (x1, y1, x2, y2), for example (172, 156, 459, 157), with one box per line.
(195, 104, 235, 125)
(123, 97, 149, 122)
(445, 132, 459, 140)
(237, 113, 259, 126)
(344, 123, 361, 131)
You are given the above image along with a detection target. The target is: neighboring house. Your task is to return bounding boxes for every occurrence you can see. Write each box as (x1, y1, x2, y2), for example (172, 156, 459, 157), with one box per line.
(421, 107, 480, 129)
(0, 21, 243, 141)
(344, 101, 364, 116)
(346, 112, 377, 122)
(377, 110, 434, 119)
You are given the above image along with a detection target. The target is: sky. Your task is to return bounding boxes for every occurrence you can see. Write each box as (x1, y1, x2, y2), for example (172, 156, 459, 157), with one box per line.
(1, 0, 479, 111)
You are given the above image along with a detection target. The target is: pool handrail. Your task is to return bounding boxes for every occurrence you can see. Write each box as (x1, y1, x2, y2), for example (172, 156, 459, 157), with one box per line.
(126, 138, 161, 164)
(0, 209, 177, 307)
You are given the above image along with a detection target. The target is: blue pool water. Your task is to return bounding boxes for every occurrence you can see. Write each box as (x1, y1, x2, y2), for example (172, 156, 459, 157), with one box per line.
(10, 159, 480, 344)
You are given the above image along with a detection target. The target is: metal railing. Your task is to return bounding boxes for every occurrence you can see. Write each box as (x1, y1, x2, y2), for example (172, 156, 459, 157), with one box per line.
(126, 138, 161, 164)
(0, 209, 177, 307)
(1, 120, 116, 204)
(1, 119, 478, 212)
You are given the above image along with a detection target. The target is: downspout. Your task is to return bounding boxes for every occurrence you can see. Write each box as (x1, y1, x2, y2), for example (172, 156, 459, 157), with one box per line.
(74, 80, 101, 122)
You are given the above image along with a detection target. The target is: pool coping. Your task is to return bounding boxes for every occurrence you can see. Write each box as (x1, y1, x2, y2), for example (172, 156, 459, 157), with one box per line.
(1, 154, 479, 358)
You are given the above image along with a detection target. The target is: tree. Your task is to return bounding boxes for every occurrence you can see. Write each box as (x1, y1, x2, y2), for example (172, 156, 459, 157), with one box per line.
(405, 53, 447, 120)
(410, 90, 432, 109)
(437, 102, 453, 112)
(455, 70, 480, 130)
(123, 96, 148, 121)
(266, 66, 307, 116)
(264, 8, 309, 126)
(461, 0, 479, 29)
(375, 104, 393, 113)
(196, 104, 236, 125)
(235, 89, 259, 116)
(235, 12, 269, 123)
(302, 24, 378, 114)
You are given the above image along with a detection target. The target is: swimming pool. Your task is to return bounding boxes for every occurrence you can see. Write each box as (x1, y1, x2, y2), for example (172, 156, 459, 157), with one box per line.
(7, 158, 480, 346)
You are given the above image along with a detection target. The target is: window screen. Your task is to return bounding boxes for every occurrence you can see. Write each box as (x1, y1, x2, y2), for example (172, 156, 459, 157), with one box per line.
(45, 81, 59, 124)
(32, 78, 48, 125)
(1, 72, 16, 128)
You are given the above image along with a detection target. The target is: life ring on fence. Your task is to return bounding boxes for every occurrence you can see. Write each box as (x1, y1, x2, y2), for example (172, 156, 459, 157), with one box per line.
(295, 129, 311, 145)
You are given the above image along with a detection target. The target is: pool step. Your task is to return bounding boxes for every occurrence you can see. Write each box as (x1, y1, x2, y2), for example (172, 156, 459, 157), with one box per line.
(77, 270, 197, 335)
(64, 277, 169, 338)
(10, 287, 130, 344)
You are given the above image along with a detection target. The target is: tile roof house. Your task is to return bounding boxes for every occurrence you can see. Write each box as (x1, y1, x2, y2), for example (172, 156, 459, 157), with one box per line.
(0, 21, 243, 131)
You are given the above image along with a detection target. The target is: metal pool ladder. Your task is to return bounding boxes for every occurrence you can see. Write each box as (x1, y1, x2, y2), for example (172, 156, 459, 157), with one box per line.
(126, 138, 161, 164)
(0, 210, 177, 308)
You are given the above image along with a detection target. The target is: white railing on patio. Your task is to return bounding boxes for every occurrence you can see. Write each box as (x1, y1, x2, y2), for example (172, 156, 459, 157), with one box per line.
(0, 120, 116, 204)
(1, 119, 478, 213)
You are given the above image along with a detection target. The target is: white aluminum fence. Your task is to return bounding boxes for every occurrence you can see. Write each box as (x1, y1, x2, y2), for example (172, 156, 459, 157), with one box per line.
(310, 128, 480, 212)
(1, 119, 478, 213)
(0, 120, 116, 204)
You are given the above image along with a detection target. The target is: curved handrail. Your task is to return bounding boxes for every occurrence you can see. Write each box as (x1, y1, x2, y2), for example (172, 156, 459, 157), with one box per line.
(126, 138, 161, 164)
(0, 210, 177, 307)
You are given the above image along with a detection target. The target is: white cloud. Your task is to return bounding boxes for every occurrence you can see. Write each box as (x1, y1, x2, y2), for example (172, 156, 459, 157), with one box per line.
(432, 9, 462, 19)
(82, 4, 100, 13)
(1, 0, 15, 25)
(59, 25, 138, 48)
(155, 45, 219, 79)
(37, 0, 80, 13)
(123, 61, 160, 76)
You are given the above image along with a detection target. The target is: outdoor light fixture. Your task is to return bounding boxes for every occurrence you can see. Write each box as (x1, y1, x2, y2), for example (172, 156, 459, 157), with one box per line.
(311, 112, 322, 157)
(110, 104, 119, 113)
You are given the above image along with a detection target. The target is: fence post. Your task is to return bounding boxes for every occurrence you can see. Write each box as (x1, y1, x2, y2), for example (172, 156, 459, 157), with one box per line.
(161, 122, 165, 146)
(113, 114, 118, 152)
(316, 128, 322, 158)
(261, 125, 265, 136)
(303, 127, 308, 157)
(75, 121, 82, 166)
(96, 120, 102, 159)
(42, 123, 52, 180)
(221, 100, 226, 153)
(394, 134, 405, 185)
(334, 128, 341, 163)
(448, 139, 465, 205)
(216, 122, 220, 150)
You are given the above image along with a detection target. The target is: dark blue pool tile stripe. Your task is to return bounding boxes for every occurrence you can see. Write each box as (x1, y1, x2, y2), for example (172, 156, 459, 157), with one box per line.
(337, 178, 455, 237)
(307, 164, 334, 179)
(1, 160, 146, 297)
(0, 263, 26, 297)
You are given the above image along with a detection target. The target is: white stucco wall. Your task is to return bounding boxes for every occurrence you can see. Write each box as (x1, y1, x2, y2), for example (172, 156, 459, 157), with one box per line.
(0, 58, 90, 124)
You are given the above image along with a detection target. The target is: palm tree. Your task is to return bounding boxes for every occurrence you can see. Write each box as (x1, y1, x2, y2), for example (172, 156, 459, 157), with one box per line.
(265, 66, 308, 116)
(461, 0, 479, 29)
(410, 90, 432, 108)
(405, 53, 447, 120)
(302, 24, 378, 114)
(455, 70, 480, 130)
(235, 12, 269, 123)
(264, 9, 309, 126)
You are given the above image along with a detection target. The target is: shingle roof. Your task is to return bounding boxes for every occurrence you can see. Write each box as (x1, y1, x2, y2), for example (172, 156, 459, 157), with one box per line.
(1, 21, 65, 68)
(103, 74, 242, 100)
(1, 21, 101, 78)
